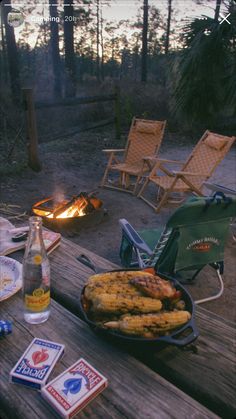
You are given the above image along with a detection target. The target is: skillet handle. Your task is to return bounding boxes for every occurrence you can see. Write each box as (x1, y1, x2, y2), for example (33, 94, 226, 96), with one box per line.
(76, 254, 98, 273)
(159, 317, 199, 346)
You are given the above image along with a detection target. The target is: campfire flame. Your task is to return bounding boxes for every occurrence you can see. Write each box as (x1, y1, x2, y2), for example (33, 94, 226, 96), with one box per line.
(48, 198, 86, 218)
(32, 194, 101, 220)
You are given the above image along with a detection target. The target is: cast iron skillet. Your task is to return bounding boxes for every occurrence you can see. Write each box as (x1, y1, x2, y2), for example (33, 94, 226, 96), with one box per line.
(77, 254, 199, 347)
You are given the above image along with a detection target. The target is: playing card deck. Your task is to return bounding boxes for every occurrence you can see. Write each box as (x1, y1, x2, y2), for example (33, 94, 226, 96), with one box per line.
(10, 338, 65, 390)
(10, 339, 107, 416)
(41, 358, 108, 418)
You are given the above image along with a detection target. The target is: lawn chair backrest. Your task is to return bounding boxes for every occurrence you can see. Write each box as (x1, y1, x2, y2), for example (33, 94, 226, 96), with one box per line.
(124, 118, 166, 165)
(181, 131, 235, 189)
(155, 194, 236, 275)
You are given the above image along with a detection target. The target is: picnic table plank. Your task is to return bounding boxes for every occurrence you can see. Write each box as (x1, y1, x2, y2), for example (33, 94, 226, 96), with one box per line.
(9, 236, 236, 418)
(140, 307, 236, 419)
(50, 238, 117, 314)
(0, 296, 218, 419)
(48, 238, 236, 418)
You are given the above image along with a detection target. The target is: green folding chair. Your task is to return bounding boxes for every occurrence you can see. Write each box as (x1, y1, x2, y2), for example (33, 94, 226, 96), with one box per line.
(119, 193, 236, 304)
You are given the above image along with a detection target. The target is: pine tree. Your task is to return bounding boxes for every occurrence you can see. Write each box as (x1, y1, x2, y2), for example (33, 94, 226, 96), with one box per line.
(49, 0, 62, 98)
(141, 0, 148, 82)
(2, 0, 21, 102)
(64, 0, 76, 97)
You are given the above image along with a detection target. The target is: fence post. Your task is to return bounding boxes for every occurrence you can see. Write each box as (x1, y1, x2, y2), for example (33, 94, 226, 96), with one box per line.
(23, 88, 41, 171)
(114, 84, 121, 140)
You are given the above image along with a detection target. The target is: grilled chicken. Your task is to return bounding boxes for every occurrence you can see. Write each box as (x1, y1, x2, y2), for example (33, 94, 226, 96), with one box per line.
(130, 275, 176, 300)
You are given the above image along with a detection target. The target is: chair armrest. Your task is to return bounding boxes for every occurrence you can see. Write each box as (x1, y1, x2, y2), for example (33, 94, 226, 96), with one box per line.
(157, 159, 185, 164)
(142, 156, 158, 162)
(173, 171, 208, 176)
(203, 182, 236, 196)
(102, 149, 125, 153)
(142, 156, 159, 170)
(142, 157, 184, 163)
(143, 158, 185, 174)
(143, 155, 157, 160)
(149, 158, 178, 177)
(119, 219, 153, 255)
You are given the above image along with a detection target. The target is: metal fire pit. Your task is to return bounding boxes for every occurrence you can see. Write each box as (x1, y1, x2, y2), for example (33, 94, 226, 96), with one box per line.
(32, 193, 106, 233)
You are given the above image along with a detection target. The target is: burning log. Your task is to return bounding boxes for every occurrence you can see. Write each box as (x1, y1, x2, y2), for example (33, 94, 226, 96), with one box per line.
(52, 193, 95, 218)
(32, 192, 103, 222)
(52, 195, 81, 218)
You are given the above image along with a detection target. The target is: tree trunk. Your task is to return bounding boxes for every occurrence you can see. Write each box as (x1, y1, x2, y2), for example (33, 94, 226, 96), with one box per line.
(96, 0, 100, 82)
(165, 0, 172, 54)
(214, 0, 221, 21)
(2, 0, 21, 103)
(49, 0, 62, 98)
(0, 8, 8, 85)
(100, 4, 104, 81)
(141, 0, 148, 82)
(64, 1, 76, 97)
(23, 88, 41, 172)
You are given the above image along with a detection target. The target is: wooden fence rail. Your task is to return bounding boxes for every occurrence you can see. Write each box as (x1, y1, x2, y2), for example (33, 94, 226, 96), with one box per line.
(23, 87, 121, 171)
(35, 94, 116, 109)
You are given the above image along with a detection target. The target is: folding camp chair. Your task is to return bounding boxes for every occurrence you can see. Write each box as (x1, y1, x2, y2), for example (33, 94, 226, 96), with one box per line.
(100, 117, 166, 195)
(119, 193, 236, 304)
(203, 183, 236, 197)
(203, 182, 236, 241)
(138, 130, 235, 212)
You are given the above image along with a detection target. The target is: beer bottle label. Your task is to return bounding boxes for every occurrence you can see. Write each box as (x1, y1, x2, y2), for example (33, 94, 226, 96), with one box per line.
(25, 288, 50, 312)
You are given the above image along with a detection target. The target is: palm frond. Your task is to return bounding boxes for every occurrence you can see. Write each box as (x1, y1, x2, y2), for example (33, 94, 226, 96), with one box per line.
(169, 11, 236, 126)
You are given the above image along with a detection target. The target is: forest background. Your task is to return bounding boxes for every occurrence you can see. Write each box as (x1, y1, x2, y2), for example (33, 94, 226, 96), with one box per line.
(0, 0, 236, 172)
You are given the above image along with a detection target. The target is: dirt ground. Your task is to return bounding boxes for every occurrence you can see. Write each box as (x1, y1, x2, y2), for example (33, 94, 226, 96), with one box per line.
(1, 129, 235, 322)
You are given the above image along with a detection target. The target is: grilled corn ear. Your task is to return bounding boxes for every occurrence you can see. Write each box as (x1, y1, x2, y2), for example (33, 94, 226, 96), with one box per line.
(92, 293, 162, 314)
(84, 282, 140, 300)
(88, 270, 153, 285)
(105, 311, 191, 336)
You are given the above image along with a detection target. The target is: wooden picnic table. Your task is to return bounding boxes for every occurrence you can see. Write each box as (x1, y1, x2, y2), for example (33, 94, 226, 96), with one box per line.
(1, 235, 235, 419)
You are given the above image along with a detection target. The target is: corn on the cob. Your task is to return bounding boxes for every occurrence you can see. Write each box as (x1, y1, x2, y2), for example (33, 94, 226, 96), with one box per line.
(104, 311, 191, 336)
(130, 275, 176, 300)
(84, 282, 140, 300)
(88, 270, 153, 285)
(92, 293, 162, 314)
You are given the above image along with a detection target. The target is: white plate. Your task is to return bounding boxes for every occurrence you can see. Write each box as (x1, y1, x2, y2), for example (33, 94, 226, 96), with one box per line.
(0, 256, 22, 301)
